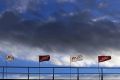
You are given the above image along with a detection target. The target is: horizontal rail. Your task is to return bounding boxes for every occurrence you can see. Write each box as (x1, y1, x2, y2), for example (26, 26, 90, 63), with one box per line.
(1, 73, 120, 74)
(1, 66, 120, 69)
(1, 66, 120, 79)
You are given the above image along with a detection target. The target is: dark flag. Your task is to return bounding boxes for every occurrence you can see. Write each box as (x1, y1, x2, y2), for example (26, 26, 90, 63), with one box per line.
(39, 55, 50, 62)
(98, 55, 111, 62)
(6, 55, 14, 61)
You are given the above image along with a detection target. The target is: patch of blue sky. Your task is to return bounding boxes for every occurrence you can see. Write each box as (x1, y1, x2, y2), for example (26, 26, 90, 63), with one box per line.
(91, 10, 105, 18)
(0, 1, 7, 13)
(62, 3, 78, 13)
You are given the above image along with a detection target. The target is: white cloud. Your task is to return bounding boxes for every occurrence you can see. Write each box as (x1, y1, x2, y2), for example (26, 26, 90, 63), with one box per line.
(6, 74, 48, 79)
(6, 74, 120, 79)
(4, 0, 77, 13)
(0, 40, 46, 61)
(92, 16, 111, 22)
(5, 0, 41, 13)
(0, 40, 120, 67)
(51, 53, 97, 67)
(98, 2, 108, 9)
(5, 0, 30, 13)
(92, 16, 120, 24)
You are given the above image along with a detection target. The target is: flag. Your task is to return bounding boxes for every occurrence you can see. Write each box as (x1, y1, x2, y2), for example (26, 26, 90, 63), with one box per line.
(70, 55, 83, 62)
(98, 55, 111, 62)
(39, 55, 50, 62)
(6, 55, 14, 61)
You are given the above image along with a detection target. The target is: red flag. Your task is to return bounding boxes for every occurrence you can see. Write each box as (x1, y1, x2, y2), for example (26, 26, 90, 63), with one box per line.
(98, 55, 111, 62)
(39, 55, 50, 62)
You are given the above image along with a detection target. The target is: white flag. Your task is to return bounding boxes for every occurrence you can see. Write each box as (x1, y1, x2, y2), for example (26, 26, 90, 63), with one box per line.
(70, 55, 83, 62)
(6, 55, 14, 61)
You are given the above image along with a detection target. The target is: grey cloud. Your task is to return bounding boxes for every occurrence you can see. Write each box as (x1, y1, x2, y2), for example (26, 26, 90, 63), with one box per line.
(0, 11, 120, 54)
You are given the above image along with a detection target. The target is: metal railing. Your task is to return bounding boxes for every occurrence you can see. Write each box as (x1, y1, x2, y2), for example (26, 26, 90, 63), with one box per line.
(0, 66, 120, 80)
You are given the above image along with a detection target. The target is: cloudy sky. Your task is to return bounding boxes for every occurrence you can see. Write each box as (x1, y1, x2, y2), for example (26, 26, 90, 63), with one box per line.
(0, 0, 120, 68)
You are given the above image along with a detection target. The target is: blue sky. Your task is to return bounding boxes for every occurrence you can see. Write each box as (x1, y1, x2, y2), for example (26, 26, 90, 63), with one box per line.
(0, 0, 120, 79)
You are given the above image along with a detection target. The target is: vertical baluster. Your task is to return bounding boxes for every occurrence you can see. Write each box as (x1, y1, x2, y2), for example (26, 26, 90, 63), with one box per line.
(28, 67, 29, 80)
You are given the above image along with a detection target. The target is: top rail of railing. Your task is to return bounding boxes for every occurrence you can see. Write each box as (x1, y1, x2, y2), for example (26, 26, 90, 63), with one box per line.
(0, 66, 120, 69)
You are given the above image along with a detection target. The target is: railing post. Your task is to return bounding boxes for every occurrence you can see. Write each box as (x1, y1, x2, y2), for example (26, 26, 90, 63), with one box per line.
(53, 67, 54, 80)
(77, 68, 79, 80)
(28, 67, 29, 80)
(101, 68, 103, 80)
(3, 66, 4, 79)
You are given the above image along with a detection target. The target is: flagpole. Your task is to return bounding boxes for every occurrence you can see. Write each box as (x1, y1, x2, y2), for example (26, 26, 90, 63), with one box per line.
(5, 60, 7, 79)
(38, 55, 50, 80)
(70, 55, 83, 80)
(39, 62, 40, 80)
(98, 62, 100, 80)
(70, 56, 71, 80)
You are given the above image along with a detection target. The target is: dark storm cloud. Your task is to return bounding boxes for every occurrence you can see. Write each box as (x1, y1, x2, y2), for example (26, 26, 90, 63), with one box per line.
(0, 11, 120, 54)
